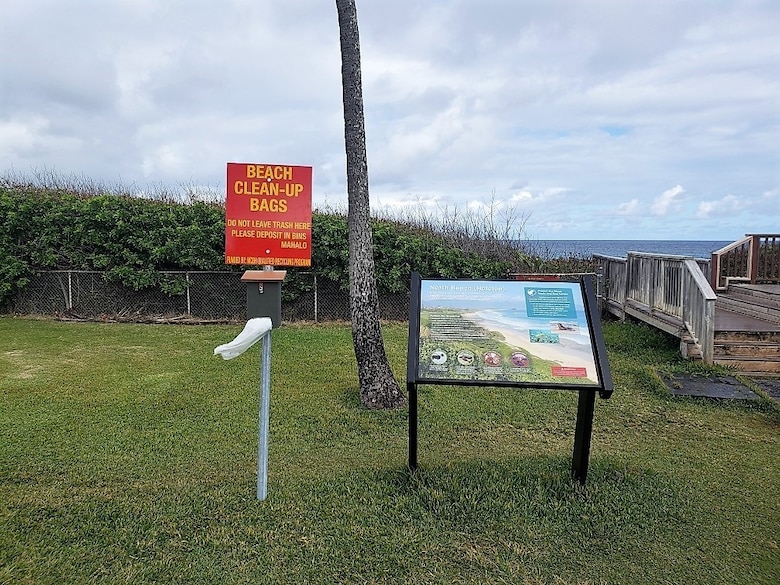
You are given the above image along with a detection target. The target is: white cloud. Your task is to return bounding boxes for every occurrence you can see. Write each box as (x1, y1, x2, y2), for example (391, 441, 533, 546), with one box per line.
(509, 188, 567, 206)
(651, 185, 686, 217)
(614, 199, 640, 216)
(0, 116, 50, 155)
(0, 115, 83, 158)
(696, 194, 741, 219)
(0, 0, 777, 240)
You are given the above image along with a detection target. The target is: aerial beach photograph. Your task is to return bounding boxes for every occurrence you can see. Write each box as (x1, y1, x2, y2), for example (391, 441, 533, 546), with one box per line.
(418, 279, 601, 385)
(464, 309, 599, 381)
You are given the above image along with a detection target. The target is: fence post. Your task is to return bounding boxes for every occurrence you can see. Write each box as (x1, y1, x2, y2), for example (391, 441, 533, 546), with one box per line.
(314, 274, 319, 323)
(186, 272, 192, 315)
(67, 271, 73, 310)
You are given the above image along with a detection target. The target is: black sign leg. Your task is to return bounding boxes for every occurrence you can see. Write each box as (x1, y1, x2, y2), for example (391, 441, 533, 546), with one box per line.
(571, 389, 595, 485)
(408, 382, 418, 472)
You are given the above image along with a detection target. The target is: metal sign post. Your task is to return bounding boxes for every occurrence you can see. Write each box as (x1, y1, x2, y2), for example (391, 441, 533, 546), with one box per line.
(215, 317, 274, 500)
(256, 330, 271, 500)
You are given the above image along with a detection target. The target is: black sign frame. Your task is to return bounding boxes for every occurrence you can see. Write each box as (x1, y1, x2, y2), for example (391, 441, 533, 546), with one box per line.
(406, 272, 614, 484)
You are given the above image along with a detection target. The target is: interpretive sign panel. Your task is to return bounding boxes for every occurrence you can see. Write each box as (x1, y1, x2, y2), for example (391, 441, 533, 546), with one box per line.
(409, 276, 609, 389)
(406, 273, 614, 484)
(224, 162, 312, 267)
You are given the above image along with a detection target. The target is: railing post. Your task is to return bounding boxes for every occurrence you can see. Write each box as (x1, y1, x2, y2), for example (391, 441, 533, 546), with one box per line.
(702, 298, 715, 364)
(649, 256, 656, 311)
(709, 252, 719, 290)
(749, 235, 760, 284)
(596, 259, 604, 313)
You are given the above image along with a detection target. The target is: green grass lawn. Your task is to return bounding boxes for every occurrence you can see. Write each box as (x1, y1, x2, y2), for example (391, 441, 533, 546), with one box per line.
(1, 317, 778, 584)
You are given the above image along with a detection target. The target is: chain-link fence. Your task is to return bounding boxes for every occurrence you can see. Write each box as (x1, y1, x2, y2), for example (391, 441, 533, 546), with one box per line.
(5, 271, 410, 323)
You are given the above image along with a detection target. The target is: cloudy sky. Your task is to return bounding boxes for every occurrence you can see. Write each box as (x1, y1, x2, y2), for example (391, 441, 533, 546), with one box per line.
(1, 0, 778, 240)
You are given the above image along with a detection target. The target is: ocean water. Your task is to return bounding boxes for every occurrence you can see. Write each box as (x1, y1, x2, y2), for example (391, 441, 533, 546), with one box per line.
(525, 240, 732, 259)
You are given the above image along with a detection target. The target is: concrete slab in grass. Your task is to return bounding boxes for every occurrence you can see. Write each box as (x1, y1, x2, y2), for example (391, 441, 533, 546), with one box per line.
(751, 378, 780, 404)
(659, 373, 761, 400)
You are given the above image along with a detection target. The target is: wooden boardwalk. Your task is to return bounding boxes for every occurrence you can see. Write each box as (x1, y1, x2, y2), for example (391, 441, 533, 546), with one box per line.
(594, 237, 780, 376)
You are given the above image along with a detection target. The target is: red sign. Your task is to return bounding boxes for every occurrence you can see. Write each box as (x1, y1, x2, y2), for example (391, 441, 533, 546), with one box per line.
(224, 162, 312, 267)
(552, 366, 588, 378)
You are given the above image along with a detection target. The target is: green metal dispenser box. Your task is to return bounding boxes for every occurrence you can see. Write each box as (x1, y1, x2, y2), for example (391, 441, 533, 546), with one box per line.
(241, 270, 287, 328)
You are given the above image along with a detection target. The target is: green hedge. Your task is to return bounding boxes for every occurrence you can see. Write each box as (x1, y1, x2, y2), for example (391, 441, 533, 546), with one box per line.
(0, 188, 516, 308)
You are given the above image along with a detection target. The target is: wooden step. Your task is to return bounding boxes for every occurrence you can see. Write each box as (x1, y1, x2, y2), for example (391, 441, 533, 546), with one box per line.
(713, 355, 780, 375)
(714, 337, 780, 374)
(715, 294, 780, 326)
(714, 340, 780, 358)
(729, 283, 780, 302)
(712, 327, 780, 375)
(714, 329, 780, 343)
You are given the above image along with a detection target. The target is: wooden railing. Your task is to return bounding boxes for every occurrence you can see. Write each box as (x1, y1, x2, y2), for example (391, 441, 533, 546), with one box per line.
(710, 234, 780, 291)
(595, 252, 716, 363)
(681, 259, 717, 363)
(627, 253, 686, 317)
(594, 254, 626, 317)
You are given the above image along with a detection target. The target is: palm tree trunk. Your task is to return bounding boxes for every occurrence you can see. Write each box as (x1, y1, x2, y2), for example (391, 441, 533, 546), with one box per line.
(336, 0, 405, 409)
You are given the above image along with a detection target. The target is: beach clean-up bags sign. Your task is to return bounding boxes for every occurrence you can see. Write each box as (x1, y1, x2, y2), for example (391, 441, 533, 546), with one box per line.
(224, 163, 312, 267)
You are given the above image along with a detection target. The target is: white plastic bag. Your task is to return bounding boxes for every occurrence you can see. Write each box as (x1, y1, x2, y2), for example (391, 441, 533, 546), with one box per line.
(213, 317, 273, 360)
